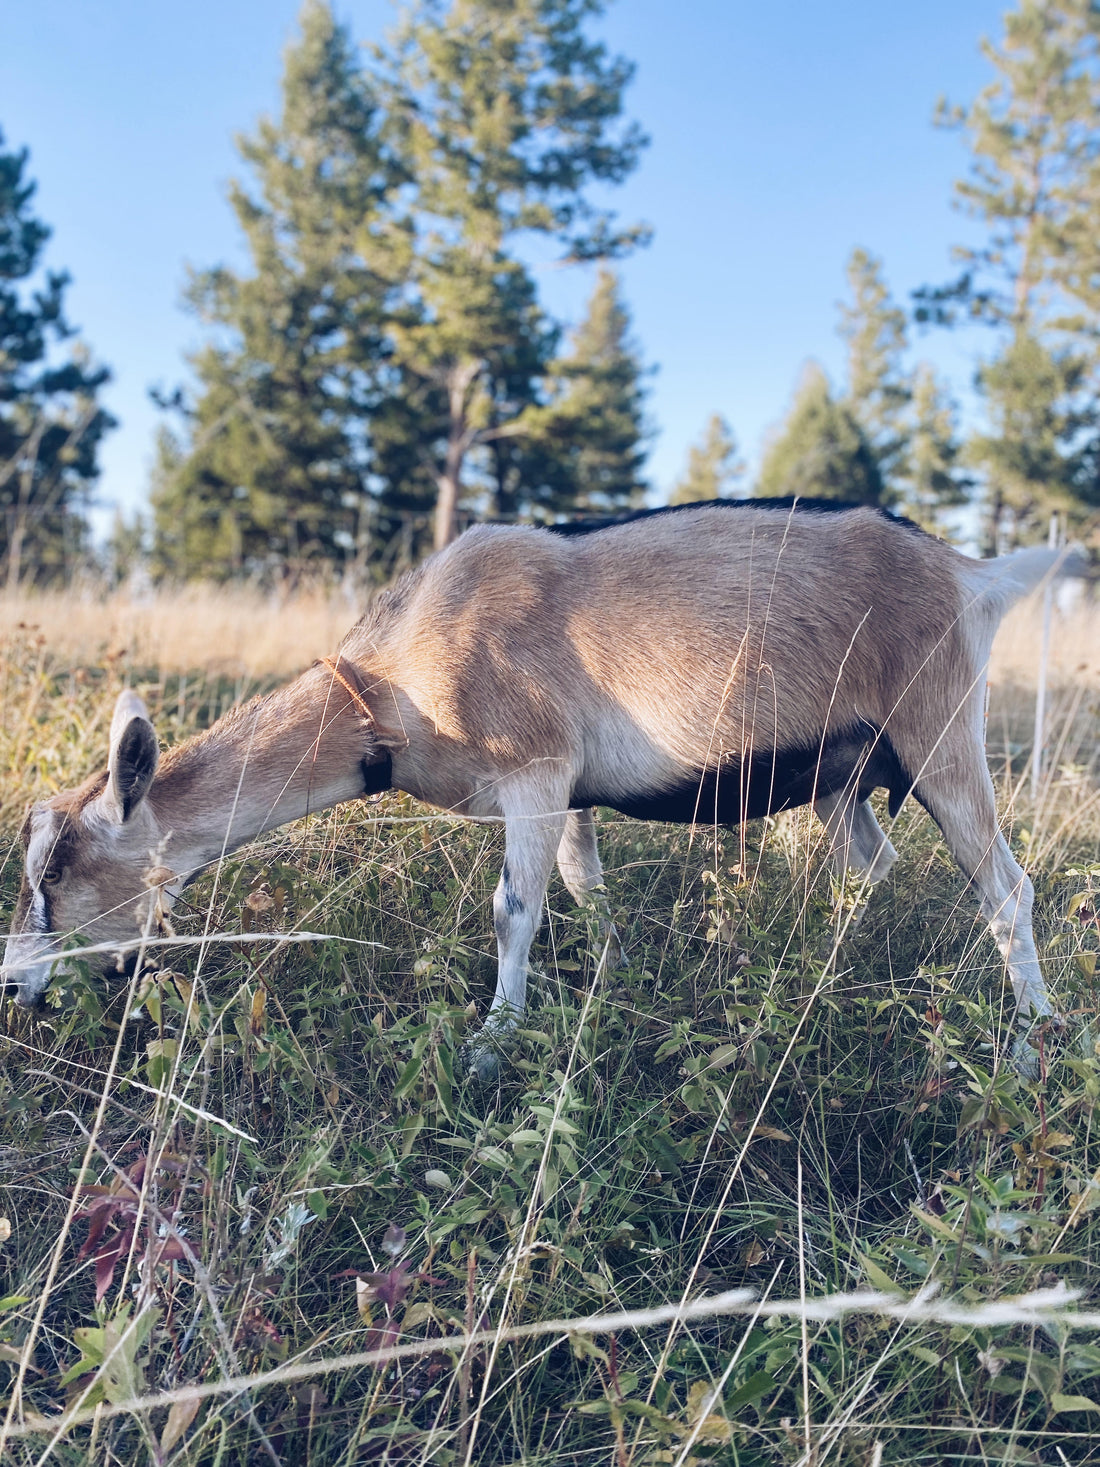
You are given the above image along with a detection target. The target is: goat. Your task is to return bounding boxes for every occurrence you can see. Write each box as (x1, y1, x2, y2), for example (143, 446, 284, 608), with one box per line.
(1, 500, 1084, 1077)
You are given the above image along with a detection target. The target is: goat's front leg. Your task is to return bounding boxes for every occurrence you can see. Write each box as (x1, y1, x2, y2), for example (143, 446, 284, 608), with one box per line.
(813, 789, 897, 942)
(815, 790, 898, 885)
(468, 802, 567, 1081)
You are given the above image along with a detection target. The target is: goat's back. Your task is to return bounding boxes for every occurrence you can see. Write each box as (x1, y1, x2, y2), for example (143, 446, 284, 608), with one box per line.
(344, 504, 975, 790)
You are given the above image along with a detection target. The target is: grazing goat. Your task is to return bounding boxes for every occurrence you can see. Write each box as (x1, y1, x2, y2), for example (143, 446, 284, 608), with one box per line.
(1, 501, 1083, 1076)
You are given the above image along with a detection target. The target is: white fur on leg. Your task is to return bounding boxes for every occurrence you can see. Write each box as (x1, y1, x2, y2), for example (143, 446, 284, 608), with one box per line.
(557, 807, 604, 901)
(985, 855, 1055, 1081)
(466, 785, 568, 1082)
(815, 791, 898, 884)
(907, 747, 1054, 1076)
(556, 806, 625, 968)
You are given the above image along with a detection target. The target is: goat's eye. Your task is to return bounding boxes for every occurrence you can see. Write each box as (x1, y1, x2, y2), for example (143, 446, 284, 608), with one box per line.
(41, 869, 62, 886)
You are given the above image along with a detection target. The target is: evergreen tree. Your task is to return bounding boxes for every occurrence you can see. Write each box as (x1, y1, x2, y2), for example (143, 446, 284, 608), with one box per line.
(151, 2, 401, 582)
(0, 130, 113, 587)
(669, 413, 742, 505)
(968, 329, 1094, 552)
(896, 364, 969, 534)
(105, 508, 148, 588)
(838, 248, 911, 482)
(516, 268, 648, 519)
(755, 364, 886, 505)
(917, 1, 1100, 543)
(922, 0, 1100, 331)
(382, 0, 648, 550)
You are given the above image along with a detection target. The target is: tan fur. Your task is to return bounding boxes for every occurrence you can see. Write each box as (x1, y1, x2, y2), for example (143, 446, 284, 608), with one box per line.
(2, 504, 1079, 1074)
(347, 507, 967, 810)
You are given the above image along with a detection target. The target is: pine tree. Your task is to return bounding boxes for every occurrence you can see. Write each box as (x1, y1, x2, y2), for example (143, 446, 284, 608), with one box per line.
(917, 1, 1100, 543)
(0, 130, 114, 587)
(921, 0, 1100, 331)
(382, 0, 648, 550)
(105, 508, 148, 588)
(838, 248, 911, 482)
(669, 413, 742, 505)
(516, 269, 648, 519)
(151, 2, 400, 582)
(755, 364, 886, 505)
(968, 329, 1094, 552)
(895, 364, 969, 534)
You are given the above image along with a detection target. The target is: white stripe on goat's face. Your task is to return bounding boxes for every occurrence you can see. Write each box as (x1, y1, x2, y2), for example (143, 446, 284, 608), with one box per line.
(3, 806, 60, 1004)
(2, 693, 164, 1005)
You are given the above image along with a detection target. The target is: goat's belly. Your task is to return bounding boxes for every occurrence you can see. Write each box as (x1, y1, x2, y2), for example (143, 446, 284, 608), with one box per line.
(575, 729, 906, 826)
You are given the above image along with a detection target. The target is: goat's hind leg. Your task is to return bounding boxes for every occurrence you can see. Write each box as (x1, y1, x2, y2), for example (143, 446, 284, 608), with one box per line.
(906, 733, 1054, 1075)
(557, 807, 625, 968)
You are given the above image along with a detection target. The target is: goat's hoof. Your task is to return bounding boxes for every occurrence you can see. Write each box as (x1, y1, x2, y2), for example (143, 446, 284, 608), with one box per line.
(603, 931, 628, 972)
(460, 1035, 506, 1084)
(1010, 1032, 1041, 1081)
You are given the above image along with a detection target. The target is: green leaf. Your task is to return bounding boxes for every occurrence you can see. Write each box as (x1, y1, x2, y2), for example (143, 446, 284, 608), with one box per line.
(912, 1204, 960, 1241)
(859, 1254, 904, 1295)
(906, 1344, 943, 1367)
(705, 1043, 740, 1071)
(393, 1052, 425, 1101)
(726, 1370, 774, 1410)
(400, 1110, 425, 1158)
(891, 1245, 931, 1278)
(986, 1375, 1028, 1396)
(1051, 1392, 1100, 1414)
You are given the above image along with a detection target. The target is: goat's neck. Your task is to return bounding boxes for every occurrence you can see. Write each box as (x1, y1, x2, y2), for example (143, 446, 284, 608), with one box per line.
(150, 663, 377, 878)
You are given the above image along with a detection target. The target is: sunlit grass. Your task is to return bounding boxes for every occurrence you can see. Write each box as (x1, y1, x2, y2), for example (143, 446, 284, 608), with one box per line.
(0, 583, 1098, 1465)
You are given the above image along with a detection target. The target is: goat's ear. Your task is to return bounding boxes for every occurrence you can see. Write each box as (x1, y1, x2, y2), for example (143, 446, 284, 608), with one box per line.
(104, 690, 159, 823)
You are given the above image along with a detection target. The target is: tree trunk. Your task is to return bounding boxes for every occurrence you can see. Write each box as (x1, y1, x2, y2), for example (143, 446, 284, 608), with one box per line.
(981, 485, 1004, 559)
(5, 513, 27, 596)
(433, 361, 481, 552)
(434, 464, 460, 552)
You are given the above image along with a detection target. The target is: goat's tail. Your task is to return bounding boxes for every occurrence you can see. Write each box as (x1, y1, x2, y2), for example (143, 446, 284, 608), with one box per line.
(961, 542, 1089, 622)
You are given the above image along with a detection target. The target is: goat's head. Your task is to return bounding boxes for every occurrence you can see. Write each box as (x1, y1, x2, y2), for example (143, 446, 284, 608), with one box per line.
(3, 690, 166, 1006)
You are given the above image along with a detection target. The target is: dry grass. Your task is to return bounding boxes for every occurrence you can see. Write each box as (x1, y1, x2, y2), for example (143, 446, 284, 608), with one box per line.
(3, 580, 1097, 688)
(990, 592, 1100, 688)
(0, 583, 357, 680)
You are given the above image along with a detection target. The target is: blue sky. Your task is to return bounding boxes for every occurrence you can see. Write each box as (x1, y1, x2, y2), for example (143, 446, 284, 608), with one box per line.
(0, 0, 1006, 532)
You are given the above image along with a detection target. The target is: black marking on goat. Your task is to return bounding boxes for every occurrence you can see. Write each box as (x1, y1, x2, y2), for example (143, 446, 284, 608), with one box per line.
(114, 718, 160, 820)
(37, 820, 80, 884)
(360, 751, 393, 796)
(546, 497, 927, 539)
(494, 869, 526, 940)
(574, 726, 911, 827)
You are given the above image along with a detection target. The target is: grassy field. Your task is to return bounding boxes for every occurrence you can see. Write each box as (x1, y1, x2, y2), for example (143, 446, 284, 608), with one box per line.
(0, 584, 1099, 1466)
